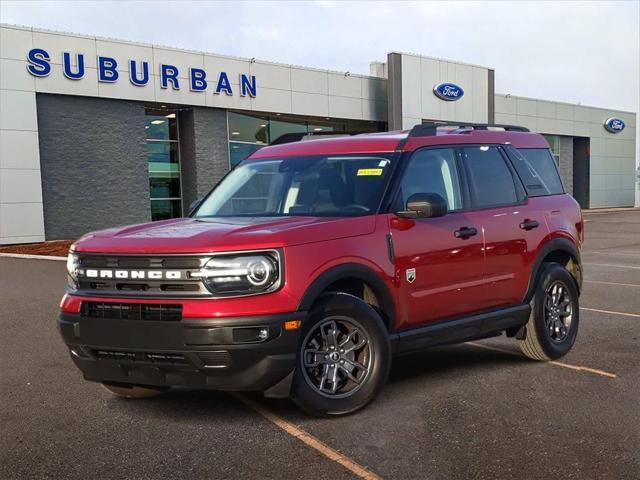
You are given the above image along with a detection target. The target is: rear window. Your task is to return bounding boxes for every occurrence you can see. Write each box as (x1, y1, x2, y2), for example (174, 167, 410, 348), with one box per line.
(462, 146, 519, 208)
(511, 148, 564, 196)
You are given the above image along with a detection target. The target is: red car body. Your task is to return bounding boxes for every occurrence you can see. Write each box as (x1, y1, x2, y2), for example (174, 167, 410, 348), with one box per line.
(59, 125, 583, 398)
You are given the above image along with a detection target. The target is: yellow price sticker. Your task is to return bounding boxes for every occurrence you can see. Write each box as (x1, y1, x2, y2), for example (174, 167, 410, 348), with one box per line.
(357, 168, 383, 176)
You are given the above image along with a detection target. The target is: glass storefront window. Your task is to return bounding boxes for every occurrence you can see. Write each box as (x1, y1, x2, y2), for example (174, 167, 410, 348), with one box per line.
(227, 111, 385, 168)
(146, 109, 182, 220)
(145, 114, 178, 141)
(147, 142, 179, 167)
(269, 119, 307, 141)
(308, 123, 338, 133)
(150, 199, 182, 221)
(149, 172, 181, 199)
(229, 142, 263, 168)
(543, 134, 561, 165)
(228, 112, 269, 143)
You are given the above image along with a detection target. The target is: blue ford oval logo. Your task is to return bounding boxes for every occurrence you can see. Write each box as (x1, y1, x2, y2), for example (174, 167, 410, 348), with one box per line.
(433, 82, 464, 101)
(604, 117, 625, 134)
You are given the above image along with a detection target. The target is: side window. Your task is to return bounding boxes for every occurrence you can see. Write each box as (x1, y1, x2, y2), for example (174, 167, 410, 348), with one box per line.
(398, 148, 463, 211)
(462, 146, 519, 208)
(513, 148, 565, 196)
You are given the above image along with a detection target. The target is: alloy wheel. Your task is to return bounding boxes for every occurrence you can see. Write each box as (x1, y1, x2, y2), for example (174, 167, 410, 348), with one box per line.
(543, 280, 573, 342)
(300, 316, 372, 398)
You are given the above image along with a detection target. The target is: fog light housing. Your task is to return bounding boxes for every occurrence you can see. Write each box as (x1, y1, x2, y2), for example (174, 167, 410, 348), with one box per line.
(233, 327, 270, 343)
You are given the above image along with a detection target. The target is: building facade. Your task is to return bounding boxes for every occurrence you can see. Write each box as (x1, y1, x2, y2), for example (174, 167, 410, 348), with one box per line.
(0, 24, 637, 244)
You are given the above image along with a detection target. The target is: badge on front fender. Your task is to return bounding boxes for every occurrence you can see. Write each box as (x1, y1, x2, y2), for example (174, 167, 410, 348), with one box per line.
(406, 268, 416, 284)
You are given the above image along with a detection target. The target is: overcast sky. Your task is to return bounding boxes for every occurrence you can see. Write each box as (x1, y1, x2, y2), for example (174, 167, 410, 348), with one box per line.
(1, 0, 638, 113)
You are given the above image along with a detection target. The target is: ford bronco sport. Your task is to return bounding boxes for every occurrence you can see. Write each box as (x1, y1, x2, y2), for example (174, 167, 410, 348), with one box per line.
(59, 123, 583, 416)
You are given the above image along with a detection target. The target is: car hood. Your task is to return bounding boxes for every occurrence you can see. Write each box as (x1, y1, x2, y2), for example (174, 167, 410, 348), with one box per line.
(72, 215, 377, 254)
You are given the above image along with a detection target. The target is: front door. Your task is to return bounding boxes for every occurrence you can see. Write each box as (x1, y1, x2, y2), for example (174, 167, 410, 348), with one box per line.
(389, 147, 487, 329)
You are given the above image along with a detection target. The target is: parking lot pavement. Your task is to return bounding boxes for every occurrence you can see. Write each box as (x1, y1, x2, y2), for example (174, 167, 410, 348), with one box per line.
(1, 210, 638, 480)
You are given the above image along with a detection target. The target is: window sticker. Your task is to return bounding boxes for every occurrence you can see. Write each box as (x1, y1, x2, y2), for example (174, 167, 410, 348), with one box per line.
(357, 168, 383, 176)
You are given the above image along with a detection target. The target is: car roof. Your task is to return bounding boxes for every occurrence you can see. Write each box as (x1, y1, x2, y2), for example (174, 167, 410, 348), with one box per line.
(247, 126, 550, 160)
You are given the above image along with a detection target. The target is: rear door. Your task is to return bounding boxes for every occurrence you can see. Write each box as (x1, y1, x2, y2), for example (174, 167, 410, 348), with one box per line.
(460, 145, 549, 307)
(389, 147, 488, 328)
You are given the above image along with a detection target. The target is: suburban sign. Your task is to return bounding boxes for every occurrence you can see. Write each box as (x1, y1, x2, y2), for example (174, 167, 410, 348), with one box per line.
(26, 48, 257, 97)
(433, 82, 464, 101)
(603, 117, 626, 134)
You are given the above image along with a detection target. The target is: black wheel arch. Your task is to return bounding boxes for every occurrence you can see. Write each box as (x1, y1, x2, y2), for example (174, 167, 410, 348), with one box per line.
(297, 263, 397, 331)
(525, 237, 582, 302)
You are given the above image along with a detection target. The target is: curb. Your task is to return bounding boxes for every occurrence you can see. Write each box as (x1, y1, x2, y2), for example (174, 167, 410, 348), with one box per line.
(582, 207, 639, 214)
(0, 252, 66, 261)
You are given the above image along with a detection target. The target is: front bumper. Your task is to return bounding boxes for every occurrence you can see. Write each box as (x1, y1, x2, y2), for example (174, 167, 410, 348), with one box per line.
(58, 311, 305, 393)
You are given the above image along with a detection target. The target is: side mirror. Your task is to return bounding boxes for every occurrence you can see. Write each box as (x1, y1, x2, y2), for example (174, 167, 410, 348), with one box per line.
(396, 193, 448, 219)
(189, 198, 202, 214)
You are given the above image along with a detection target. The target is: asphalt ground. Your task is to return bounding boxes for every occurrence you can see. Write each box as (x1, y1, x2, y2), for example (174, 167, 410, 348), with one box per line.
(1, 210, 638, 479)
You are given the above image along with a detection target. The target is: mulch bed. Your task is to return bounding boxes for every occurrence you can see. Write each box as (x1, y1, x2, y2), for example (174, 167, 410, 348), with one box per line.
(0, 240, 75, 257)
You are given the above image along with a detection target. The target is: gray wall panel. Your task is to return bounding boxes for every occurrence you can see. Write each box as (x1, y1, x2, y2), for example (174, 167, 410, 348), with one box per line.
(179, 106, 229, 211)
(178, 108, 197, 214)
(488, 69, 495, 124)
(559, 136, 574, 195)
(36, 94, 150, 240)
(387, 53, 403, 131)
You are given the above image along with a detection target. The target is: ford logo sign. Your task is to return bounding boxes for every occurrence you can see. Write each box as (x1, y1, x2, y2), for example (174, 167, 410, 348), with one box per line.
(604, 117, 625, 134)
(433, 82, 464, 101)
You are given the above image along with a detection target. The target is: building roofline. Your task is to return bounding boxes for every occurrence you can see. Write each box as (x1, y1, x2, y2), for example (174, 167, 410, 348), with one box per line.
(0, 22, 383, 80)
(2, 22, 635, 116)
(495, 92, 637, 116)
(388, 50, 493, 71)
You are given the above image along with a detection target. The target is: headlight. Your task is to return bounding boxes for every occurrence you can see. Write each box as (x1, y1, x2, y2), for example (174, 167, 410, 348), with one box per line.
(192, 251, 281, 296)
(66, 252, 79, 281)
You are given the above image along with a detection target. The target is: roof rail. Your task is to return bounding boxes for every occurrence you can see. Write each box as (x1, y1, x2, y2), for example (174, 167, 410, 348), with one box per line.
(270, 130, 370, 146)
(408, 122, 530, 137)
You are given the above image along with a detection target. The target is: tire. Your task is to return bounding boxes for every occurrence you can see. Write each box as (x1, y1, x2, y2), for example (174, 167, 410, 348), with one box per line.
(291, 293, 391, 416)
(101, 382, 168, 399)
(519, 262, 580, 361)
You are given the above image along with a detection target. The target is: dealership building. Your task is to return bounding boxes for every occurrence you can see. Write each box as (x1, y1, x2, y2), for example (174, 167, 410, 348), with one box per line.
(0, 23, 637, 245)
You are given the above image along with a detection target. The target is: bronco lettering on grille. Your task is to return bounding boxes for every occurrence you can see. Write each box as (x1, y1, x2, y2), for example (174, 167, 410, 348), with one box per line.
(80, 269, 183, 280)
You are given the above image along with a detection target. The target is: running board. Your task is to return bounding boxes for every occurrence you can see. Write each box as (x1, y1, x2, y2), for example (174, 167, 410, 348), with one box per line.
(392, 304, 531, 355)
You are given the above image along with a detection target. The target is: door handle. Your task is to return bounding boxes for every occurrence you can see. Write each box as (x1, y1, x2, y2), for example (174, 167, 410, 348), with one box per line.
(454, 226, 478, 239)
(519, 219, 540, 231)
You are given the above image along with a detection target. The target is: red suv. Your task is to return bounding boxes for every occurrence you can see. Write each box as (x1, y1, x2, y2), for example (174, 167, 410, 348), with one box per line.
(59, 123, 583, 415)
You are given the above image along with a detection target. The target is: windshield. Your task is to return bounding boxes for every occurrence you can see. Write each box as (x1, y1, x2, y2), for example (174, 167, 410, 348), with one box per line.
(194, 154, 394, 218)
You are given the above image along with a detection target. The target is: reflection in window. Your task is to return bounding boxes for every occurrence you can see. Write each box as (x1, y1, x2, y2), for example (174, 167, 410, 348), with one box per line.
(195, 155, 393, 218)
(399, 148, 462, 211)
(146, 109, 182, 221)
(230, 142, 264, 168)
(150, 199, 182, 220)
(145, 114, 178, 141)
(227, 111, 385, 168)
(229, 113, 269, 143)
(515, 148, 565, 196)
(269, 119, 307, 141)
(463, 146, 518, 207)
(543, 135, 561, 165)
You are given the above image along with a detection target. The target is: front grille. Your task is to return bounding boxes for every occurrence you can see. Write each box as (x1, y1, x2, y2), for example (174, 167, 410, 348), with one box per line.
(93, 349, 189, 365)
(79, 256, 203, 269)
(83, 302, 182, 321)
(74, 254, 211, 297)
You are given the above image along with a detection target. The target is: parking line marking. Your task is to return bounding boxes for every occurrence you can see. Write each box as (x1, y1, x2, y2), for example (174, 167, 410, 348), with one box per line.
(581, 307, 640, 318)
(233, 393, 383, 480)
(586, 251, 640, 258)
(584, 280, 640, 288)
(466, 342, 618, 379)
(0, 252, 66, 261)
(583, 262, 640, 270)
